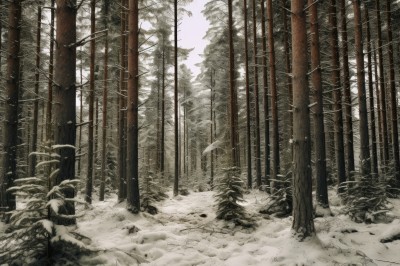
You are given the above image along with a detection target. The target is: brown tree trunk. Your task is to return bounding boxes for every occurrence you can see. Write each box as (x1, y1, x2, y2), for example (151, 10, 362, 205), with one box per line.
(352, 0, 370, 177)
(85, 0, 96, 204)
(228, 0, 238, 167)
(118, 0, 127, 201)
(364, 6, 378, 176)
(375, 0, 389, 167)
(29, 7, 42, 177)
(309, 0, 329, 209)
(78, 48, 83, 178)
(252, 0, 261, 188)
(329, 0, 346, 191)
(100, 28, 109, 201)
(340, 0, 355, 178)
(243, 0, 252, 188)
(53, 0, 77, 225)
(385, 0, 400, 185)
(260, 0, 270, 186)
(291, 0, 315, 239)
(1, 0, 22, 214)
(127, 0, 140, 212)
(267, 0, 280, 188)
(46, 0, 55, 144)
(174, 0, 179, 196)
(373, 43, 384, 166)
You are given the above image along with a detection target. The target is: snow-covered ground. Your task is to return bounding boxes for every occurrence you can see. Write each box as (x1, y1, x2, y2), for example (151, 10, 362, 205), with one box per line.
(75, 189, 400, 266)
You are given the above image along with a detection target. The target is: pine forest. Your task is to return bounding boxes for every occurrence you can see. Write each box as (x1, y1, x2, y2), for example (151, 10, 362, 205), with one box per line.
(1, 0, 400, 265)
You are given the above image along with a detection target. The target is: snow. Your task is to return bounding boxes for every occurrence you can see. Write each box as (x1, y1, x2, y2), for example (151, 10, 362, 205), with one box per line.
(202, 140, 222, 155)
(74, 189, 400, 266)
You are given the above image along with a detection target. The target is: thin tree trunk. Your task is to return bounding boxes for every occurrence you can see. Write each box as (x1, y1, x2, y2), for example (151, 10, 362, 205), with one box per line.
(46, 0, 55, 143)
(100, 30, 109, 201)
(53, 0, 77, 225)
(252, 0, 262, 188)
(243, 0, 252, 189)
(85, 0, 96, 204)
(126, 0, 140, 212)
(364, 6, 378, 176)
(385, 0, 400, 185)
(78, 48, 83, 177)
(267, 0, 280, 189)
(160, 44, 166, 182)
(210, 69, 215, 188)
(375, 0, 389, 167)
(373, 43, 384, 167)
(118, 0, 127, 201)
(309, 0, 329, 210)
(260, 0, 270, 186)
(352, 0, 370, 177)
(329, 0, 346, 192)
(1, 0, 22, 214)
(340, 0, 355, 178)
(29, 7, 42, 177)
(291, 0, 315, 240)
(173, 0, 179, 196)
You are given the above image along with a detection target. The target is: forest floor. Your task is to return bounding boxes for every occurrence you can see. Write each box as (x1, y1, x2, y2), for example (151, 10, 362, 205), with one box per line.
(76, 188, 400, 266)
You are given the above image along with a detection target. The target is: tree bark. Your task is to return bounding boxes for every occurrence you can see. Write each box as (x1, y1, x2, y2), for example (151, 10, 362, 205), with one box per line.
(126, 0, 140, 212)
(291, 0, 315, 239)
(309, 0, 329, 209)
(1, 0, 22, 214)
(173, 0, 179, 196)
(53, 0, 77, 225)
(85, 0, 96, 204)
(46, 0, 55, 143)
(329, 0, 346, 192)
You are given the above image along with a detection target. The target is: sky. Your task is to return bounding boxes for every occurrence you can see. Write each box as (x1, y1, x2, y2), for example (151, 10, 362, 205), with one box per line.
(180, 1, 210, 79)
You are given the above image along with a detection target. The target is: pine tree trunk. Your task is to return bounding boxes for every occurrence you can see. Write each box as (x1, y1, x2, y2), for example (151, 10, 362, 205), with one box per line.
(85, 0, 96, 204)
(126, 0, 140, 212)
(118, 0, 127, 201)
(29, 7, 42, 177)
(1, 0, 22, 214)
(340, 0, 355, 179)
(160, 44, 166, 181)
(252, 0, 262, 188)
(260, 0, 270, 186)
(53, 0, 77, 225)
(373, 44, 384, 166)
(243, 0, 252, 188)
(173, 0, 179, 196)
(309, 0, 329, 209)
(46, 0, 55, 144)
(352, 0, 370, 177)
(267, 0, 280, 189)
(291, 0, 315, 239)
(385, 0, 400, 185)
(364, 6, 378, 176)
(228, 0, 238, 167)
(329, 0, 346, 192)
(78, 48, 83, 178)
(375, 0, 389, 167)
(210, 69, 215, 189)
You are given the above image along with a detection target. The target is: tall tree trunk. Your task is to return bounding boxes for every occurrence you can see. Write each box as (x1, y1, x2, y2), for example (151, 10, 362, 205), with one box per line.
(118, 0, 127, 201)
(373, 43, 384, 166)
(385, 0, 400, 185)
(364, 6, 378, 176)
(46, 0, 55, 143)
(375, 0, 389, 167)
(160, 44, 166, 182)
(260, 0, 270, 186)
(210, 69, 215, 188)
(1, 0, 22, 215)
(228, 0, 238, 167)
(291, 0, 315, 239)
(267, 0, 280, 188)
(29, 6, 42, 177)
(173, 0, 179, 196)
(243, 0, 252, 188)
(252, 0, 261, 187)
(329, 0, 346, 192)
(78, 48, 83, 177)
(127, 0, 140, 212)
(85, 0, 96, 204)
(340, 0, 355, 178)
(100, 29, 109, 201)
(53, 0, 77, 225)
(309, 0, 329, 210)
(352, 0, 370, 177)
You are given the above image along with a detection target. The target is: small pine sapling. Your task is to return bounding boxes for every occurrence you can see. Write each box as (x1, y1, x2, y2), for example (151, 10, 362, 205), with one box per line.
(215, 167, 253, 227)
(140, 172, 168, 214)
(340, 172, 390, 223)
(260, 172, 292, 217)
(0, 146, 91, 265)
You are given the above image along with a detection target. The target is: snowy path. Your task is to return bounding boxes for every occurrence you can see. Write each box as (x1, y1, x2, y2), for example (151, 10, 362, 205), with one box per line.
(77, 190, 400, 266)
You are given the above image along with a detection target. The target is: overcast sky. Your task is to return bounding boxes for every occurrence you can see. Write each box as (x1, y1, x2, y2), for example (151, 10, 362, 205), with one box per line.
(180, 1, 210, 79)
